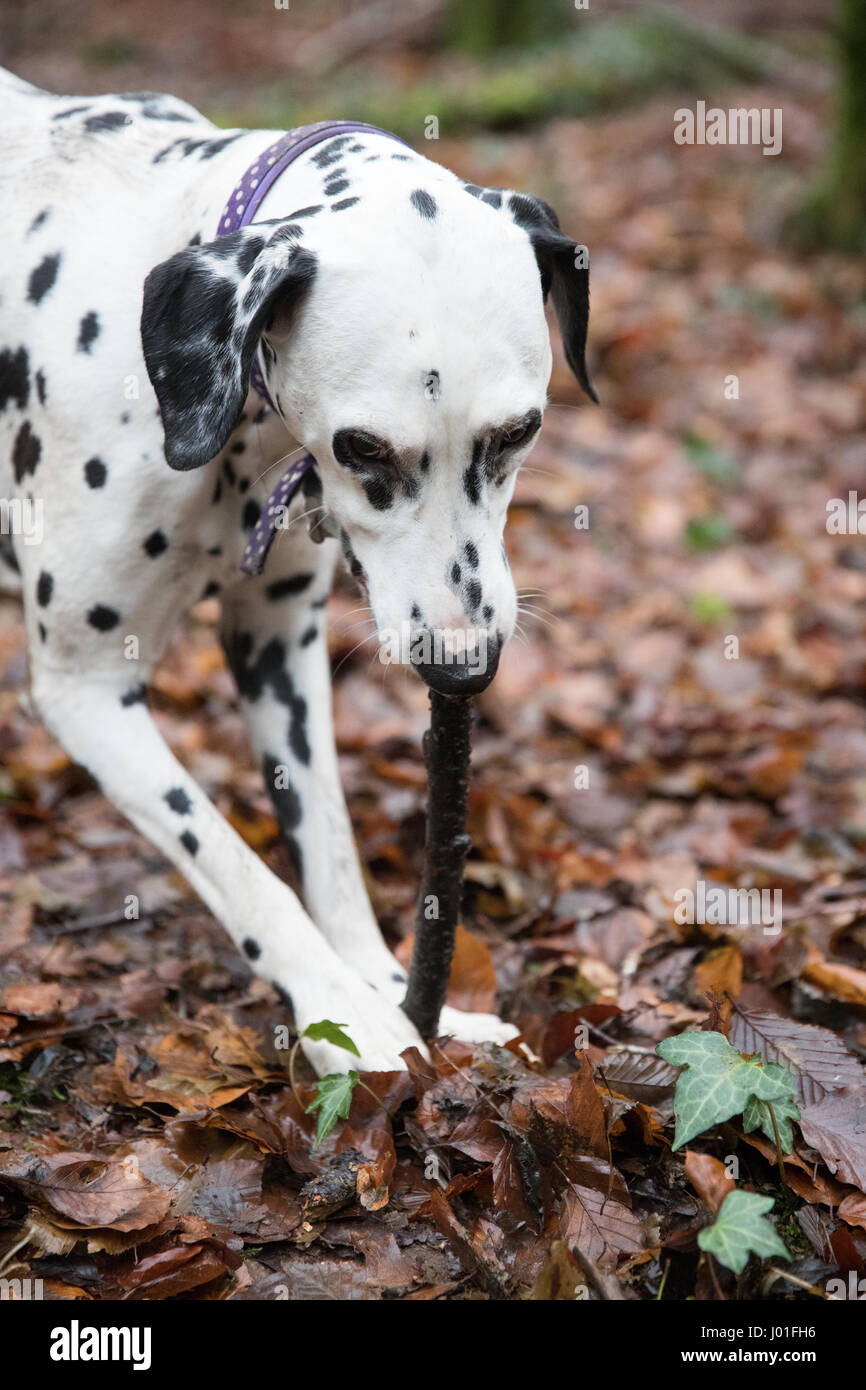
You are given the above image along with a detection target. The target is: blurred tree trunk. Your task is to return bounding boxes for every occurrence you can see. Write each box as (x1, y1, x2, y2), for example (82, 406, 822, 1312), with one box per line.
(447, 0, 568, 54)
(794, 0, 866, 251)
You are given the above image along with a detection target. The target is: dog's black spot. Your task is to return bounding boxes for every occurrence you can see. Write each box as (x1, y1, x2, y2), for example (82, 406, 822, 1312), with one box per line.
(77, 312, 100, 353)
(242, 499, 261, 531)
(207, 545, 223, 557)
(85, 111, 131, 133)
(483, 603, 494, 622)
(188, 232, 201, 247)
(410, 189, 437, 220)
(199, 134, 243, 159)
(392, 972, 406, 983)
(224, 636, 310, 765)
(482, 190, 503, 208)
(362, 475, 394, 510)
(164, 786, 193, 815)
(391, 153, 411, 161)
(53, 105, 91, 120)
(349, 143, 366, 152)
(312, 595, 328, 610)
(331, 197, 360, 212)
(262, 754, 303, 877)
(464, 439, 483, 506)
(463, 183, 483, 198)
(265, 573, 313, 601)
(143, 529, 168, 557)
(38, 622, 47, 643)
(84, 457, 107, 488)
(451, 562, 462, 585)
(0, 539, 20, 574)
(288, 205, 324, 220)
(364, 155, 380, 162)
(27, 254, 60, 305)
(0, 347, 30, 412)
(420, 450, 430, 472)
(238, 478, 250, 494)
(466, 579, 482, 612)
(464, 540, 479, 569)
(13, 422, 40, 483)
(36, 571, 53, 607)
(263, 753, 303, 830)
(180, 830, 199, 856)
(324, 178, 350, 197)
(311, 136, 351, 168)
(87, 604, 120, 632)
(27, 208, 51, 235)
(223, 457, 237, 487)
(121, 683, 147, 707)
(300, 625, 317, 647)
(212, 478, 223, 505)
(201, 581, 220, 599)
(242, 937, 261, 960)
(230, 441, 246, 454)
(152, 137, 211, 163)
(35, 370, 47, 406)
(411, 603, 422, 622)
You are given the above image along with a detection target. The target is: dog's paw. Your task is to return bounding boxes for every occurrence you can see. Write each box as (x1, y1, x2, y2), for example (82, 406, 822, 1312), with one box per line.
(436, 1005, 520, 1048)
(292, 970, 428, 1076)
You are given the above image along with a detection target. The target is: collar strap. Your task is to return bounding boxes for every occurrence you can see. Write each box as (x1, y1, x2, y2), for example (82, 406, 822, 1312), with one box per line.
(241, 451, 317, 575)
(219, 120, 409, 577)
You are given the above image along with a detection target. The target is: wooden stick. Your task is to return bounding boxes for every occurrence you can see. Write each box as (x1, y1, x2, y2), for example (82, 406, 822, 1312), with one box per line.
(402, 690, 473, 1038)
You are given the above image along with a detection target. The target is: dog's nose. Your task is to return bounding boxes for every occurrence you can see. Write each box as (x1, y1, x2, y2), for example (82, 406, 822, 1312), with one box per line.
(412, 635, 501, 696)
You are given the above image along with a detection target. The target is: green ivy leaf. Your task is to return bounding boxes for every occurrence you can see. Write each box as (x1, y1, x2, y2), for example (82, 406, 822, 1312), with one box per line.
(305, 1070, 360, 1147)
(742, 1063, 800, 1152)
(656, 1031, 795, 1149)
(698, 1190, 790, 1275)
(681, 432, 739, 485)
(684, 515, 736, 552)
(302, 1019, 361, 1057)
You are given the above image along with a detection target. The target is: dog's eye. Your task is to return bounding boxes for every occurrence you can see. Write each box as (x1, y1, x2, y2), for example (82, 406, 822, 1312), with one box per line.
(499, 417, 539, 451)
(346, 431, 390, 461)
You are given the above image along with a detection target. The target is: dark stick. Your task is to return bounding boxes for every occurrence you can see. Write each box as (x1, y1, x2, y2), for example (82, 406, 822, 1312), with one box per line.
(402, 690, 473, 1039)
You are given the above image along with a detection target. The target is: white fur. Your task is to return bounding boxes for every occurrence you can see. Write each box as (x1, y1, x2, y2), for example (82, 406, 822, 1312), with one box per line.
(0, 69, 579, 1073)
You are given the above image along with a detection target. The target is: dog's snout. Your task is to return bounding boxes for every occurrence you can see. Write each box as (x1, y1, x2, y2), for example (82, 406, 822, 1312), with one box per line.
(412, 636, 501, 696)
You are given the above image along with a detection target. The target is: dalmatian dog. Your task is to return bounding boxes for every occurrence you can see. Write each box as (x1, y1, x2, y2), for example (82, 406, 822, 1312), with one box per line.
(0, 67, 595, 1075)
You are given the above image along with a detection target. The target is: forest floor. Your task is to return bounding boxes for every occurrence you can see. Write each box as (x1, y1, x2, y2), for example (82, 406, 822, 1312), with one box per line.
(2, 18, 866, 1301)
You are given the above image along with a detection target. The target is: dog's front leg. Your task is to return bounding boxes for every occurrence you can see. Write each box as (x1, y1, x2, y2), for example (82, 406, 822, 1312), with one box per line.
(28, 659, 425, 1074)
(220, 562, 402, 993)
(221, 565, 519, 1049)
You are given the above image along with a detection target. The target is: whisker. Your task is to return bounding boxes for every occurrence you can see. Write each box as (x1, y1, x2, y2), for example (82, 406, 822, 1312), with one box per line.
(249, 443, 308, 491)
(332, 630, 377, 679)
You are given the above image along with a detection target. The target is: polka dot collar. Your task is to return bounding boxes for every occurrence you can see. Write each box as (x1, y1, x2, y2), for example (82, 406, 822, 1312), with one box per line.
(220, 120, 410, 578)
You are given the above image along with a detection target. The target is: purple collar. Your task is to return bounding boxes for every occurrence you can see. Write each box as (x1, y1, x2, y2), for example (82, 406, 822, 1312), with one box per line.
(220, 120, 409, 575)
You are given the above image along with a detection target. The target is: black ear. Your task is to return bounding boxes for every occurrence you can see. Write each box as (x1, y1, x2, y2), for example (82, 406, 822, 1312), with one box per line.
(141, 227, 317, 471)
(507, 192, 598, 403)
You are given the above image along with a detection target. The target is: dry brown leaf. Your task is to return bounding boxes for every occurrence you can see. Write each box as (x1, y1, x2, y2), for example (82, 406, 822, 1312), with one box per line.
(684, 1150, 735, 1215)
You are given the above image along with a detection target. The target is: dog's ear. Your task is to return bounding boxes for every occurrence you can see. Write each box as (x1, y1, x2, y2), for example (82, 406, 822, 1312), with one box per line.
(141, 228, 317, 471)
(504, 191, 598, 403)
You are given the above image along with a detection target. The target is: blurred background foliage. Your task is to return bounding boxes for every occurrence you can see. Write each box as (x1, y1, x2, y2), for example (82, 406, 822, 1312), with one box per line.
(0, 0, 859, 246)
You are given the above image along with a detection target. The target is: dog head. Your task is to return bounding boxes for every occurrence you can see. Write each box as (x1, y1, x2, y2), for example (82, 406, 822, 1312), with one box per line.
(142, 166, 596, 694)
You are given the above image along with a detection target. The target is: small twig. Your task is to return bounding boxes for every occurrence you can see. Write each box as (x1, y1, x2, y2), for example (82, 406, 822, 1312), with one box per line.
(767, 1266, 830, 1300)
(42, 909, 153, 936)
(707, 1252, 726, 1301)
